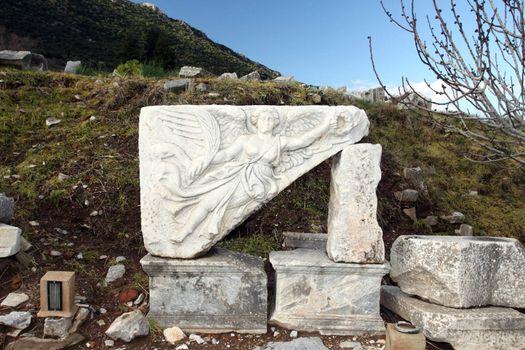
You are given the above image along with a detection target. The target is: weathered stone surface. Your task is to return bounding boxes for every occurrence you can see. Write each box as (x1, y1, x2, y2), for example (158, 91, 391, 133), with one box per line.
(163, 79, 191, 92)
(456, 223, 473, 236)
(327, 144, 384, 263)
(69, 307, 90, 334)
(381, 286, 525, 350)
(44, 317, 72, 338)
(239, 71, 261, 81)
(141, 248, 267, 333)
(218, 72, 238, 80)
(394, 189, 419, 202)
(64, 61, 81, 74)
(269, 249, 389, 335)
(440, 211, 465, 223)
(105, 264, 125, 284)
(254, 337, 329, 350)
(4, 333, 84, 350)
(403, 167, 427, 195)
(139, 105, 369, 258)
(105, 310, 149, 342)
(0, 193, 15, 223)
(282, 232, 327, 250)
(45, 117, 61, 127)
(0, 50, 31, 69)
(163, 326, 186, 344)
(390, 235, 525, 308)
(403, 207, 417, 221)
(0, 311, 32, 329)
(0, 223, 21, 257)
(1, 292, 29, 307)
(273, 76, 295, 83)
(179, 66, 213, 78)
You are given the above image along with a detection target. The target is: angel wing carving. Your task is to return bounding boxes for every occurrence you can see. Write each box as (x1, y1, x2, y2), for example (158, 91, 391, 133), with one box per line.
(150, 107, 221, 171)
(275, 110, 325, 174)
(213, 106, 249, 148)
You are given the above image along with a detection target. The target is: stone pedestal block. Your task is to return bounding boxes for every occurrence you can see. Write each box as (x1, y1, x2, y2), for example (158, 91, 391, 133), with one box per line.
(327, 144, 385, 263)
(141, 248, 267, 334)
(269, 249, 389, 335)
(390, 235, 525, 308)
(381, 286, 525, 350)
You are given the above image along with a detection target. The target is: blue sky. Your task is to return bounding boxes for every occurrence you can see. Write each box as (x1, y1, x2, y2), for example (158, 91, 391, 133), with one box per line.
(131, 1, 459, 92)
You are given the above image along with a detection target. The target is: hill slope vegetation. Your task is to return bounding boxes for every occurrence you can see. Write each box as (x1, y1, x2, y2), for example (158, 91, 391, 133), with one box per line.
(0, 0, 279, 77)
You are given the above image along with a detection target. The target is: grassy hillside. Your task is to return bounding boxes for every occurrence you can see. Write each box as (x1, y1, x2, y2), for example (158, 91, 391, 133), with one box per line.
(0, 0, 279, 77)
(0, 67, 523, 348)
(0, 68, 523, 259)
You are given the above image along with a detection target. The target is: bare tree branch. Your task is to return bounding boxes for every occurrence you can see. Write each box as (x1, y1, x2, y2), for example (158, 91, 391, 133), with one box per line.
(371, 0, 525, 164)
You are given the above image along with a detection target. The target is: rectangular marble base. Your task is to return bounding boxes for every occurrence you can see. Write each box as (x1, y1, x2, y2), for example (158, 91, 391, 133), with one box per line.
(381, 286, 525, 350)
(141, 248, 267, 334)
(269, 249, 389, 335)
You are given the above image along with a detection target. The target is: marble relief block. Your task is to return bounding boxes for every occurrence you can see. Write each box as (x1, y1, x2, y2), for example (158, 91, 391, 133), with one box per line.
(269, 249, 389, 335)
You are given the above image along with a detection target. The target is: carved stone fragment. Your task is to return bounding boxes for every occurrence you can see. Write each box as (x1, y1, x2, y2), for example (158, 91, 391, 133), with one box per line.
(139, 105, 369, 258)
(390, 235, 525, 308)
(326, 144, 384, 263)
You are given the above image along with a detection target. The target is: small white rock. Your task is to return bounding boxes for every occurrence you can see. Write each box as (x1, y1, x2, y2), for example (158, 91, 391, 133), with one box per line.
(133, 293, 145, 305)
(0, 311, 32, 329)
(99, 255, 108, 260)
(212, 338, 220, 345)
(163, 326, 186, 344)
(29, 221, 39, 226)
(289, 330, 298, 338)
(1, 293, 29, 307)
(105, 339, 114, 347)
(46, 117, 62, 127)
(100, 308, 107, 314)
(115, 256, 126, 263)
(90, 210, 99, 217)
(105, 264, 126, 283)
(176, 345, 189, 350)
(76, 253, 83, 259)
(97, 320, 106, 326)
(273, 331, 280, 337)
(50, 250, 62, 256)
(105, 310, 149, 342)
(189, 334, 205, 344)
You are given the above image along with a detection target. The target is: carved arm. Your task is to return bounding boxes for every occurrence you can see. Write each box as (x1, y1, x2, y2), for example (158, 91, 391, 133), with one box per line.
(283, 116, 334, 151)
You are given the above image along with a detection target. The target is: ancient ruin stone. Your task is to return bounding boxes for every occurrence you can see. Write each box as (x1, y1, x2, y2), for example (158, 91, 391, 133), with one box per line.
(390, 235, 525, 308)
(139, 105, 369, 258)
(327, 144, 384, 263)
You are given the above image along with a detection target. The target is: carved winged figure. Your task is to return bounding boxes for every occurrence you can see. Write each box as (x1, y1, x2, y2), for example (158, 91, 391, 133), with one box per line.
(148, 106, 357, 244)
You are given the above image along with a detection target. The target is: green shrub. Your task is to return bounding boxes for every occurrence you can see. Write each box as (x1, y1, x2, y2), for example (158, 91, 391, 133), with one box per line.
(115, 60, 143, 77)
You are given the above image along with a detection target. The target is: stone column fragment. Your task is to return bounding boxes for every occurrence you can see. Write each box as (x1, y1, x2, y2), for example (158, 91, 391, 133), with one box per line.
(327, 144, 384, 263)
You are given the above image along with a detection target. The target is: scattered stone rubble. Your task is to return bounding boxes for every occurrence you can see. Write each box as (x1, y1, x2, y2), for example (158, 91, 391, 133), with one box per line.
(105, 310, 149, 342)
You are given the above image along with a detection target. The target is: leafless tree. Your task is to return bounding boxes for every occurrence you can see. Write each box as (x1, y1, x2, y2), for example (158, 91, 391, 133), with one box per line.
(369, 0, 524, 164)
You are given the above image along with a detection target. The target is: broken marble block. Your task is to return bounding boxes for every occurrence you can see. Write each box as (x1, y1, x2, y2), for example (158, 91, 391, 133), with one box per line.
(0, 223, 21, 257)
(269, 249, 389, 335)
(390, 235, 525, 308)
(141, 248, 267, 333)
(381, 286, 525, 350)
(327, 144, 384, 263)
(139, 105, 370, 259)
